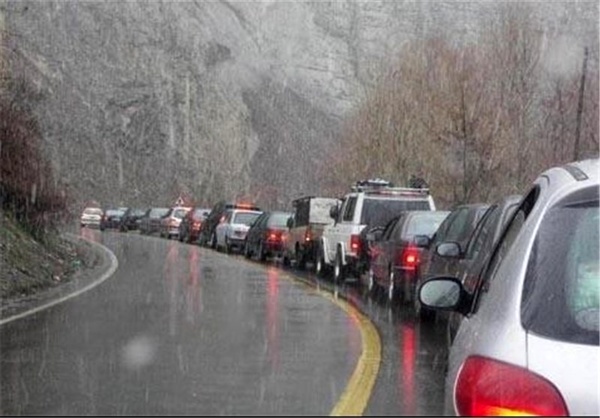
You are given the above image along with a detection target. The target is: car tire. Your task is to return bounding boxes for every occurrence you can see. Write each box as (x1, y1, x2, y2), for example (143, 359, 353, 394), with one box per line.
(367, 267, 376, 293)
(258, 241, 267, 262)
(296, 246, 306, 270)
(388, 269, 396, 303)
(333, 249, 345, 284)
(315, 250, 327, 277)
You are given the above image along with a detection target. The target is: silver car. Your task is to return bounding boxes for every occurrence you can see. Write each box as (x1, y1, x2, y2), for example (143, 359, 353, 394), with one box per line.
(419, 158, 599, 416)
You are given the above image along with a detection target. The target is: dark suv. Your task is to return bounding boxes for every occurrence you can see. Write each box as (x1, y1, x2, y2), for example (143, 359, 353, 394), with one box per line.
(198, 201, 260, 248)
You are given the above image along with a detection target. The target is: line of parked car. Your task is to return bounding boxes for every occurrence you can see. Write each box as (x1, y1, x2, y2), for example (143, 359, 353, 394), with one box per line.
(80, 158, 599, 416)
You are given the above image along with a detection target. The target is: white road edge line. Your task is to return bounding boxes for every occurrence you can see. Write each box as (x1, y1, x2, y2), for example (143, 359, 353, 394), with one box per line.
(0, 234, 119, 326)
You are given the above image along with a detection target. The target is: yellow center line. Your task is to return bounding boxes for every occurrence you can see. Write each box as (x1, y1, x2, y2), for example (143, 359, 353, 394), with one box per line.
(277, 272, 382, 416)
(217, 252, 382, 416)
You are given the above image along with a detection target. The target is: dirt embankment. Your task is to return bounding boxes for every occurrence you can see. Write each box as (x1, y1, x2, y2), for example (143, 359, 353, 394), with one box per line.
(0, 211, 95, 306)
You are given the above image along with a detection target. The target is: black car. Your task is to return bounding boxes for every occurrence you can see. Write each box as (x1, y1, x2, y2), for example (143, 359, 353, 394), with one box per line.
(443, 194, 522, 346)
(198, 201, 260, 248)
(139, 207, 170, 235)
(414, 203, 490, 318)
(179, 207, 211, 243)
(119, 208, 147, 232)
(244, 211, 292, 261)
(100, 208, 127, 231)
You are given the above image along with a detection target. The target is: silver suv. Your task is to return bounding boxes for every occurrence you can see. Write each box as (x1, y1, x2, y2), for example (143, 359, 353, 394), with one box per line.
(419, 158, 599, 416)
(317, 179, 436, 283)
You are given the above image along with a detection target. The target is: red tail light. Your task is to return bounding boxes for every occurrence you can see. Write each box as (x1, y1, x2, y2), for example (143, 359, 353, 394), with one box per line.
(350, 234, 361, 253)
(266, 229, 281, 242)
(455, 356, 568, 416)
(304, 227, 313, 242)
(399, 246, 420, 270)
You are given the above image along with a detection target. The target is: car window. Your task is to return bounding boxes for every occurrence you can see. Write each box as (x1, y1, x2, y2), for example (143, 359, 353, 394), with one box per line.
(521, 186, 599, 345)
(83, 208, 102, 215)
(268, 212, 292, 227)
(173, 208, 188, 218)
(383, 216, 401, 240)
(478, 187, 539, 300)
(233, 212, 261, 226)
(360, 198, 430, 229)
(342, 196, 357, 222)
(403, 212, 450, 239)
(464, 205, 498, 260)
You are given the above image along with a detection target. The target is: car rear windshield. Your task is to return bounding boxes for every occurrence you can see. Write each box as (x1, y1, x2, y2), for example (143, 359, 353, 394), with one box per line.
(267, 212, 291, 227)
(360, 197, 431, 228)
(105, 209, 124, 216)
(233, 212, 261, 226)
(521, 186, 599, 346)
(173, 208, 188, 218)
(404, 212, 450, 238)
(150, 208, 169, 218)
(83, 208, 102, 215)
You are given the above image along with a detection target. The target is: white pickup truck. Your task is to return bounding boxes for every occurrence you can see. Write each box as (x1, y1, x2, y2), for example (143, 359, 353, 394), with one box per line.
(316, 179, 436, 283)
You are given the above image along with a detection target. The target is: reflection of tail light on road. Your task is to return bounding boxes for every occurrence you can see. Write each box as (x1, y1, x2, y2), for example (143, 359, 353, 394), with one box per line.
(399, 323, 416, 415)
(266, 266, 280, 369)
(186, 246, 203, 323)
(165, 242, 180, 336)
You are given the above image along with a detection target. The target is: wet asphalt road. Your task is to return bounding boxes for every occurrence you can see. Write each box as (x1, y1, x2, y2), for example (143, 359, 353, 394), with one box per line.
(0, 229, 446, 415)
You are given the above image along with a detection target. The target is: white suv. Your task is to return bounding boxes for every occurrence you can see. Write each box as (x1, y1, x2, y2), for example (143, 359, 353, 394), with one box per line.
(317, 179, 436, 283)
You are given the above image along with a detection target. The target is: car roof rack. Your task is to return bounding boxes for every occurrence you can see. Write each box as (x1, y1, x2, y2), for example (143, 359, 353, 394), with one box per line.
(351, 178, 429, 195)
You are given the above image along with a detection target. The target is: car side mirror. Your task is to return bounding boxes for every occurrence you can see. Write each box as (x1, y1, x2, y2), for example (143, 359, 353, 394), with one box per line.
(418, 276, 472, 316)
(329, 205, 339, 221)
(436, 242, 461, 258)
(414, 235, 430, 248)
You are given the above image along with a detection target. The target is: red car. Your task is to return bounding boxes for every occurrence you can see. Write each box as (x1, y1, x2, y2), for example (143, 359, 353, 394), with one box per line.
(179, 207, 211, 243)
(366, 210, 450, 304)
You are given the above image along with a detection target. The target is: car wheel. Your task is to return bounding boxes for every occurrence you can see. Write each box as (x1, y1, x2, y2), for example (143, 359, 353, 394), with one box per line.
(388, 269, 396, 302)
(258, 241, 267, 262)
(296, 246, 306, 270)
(315, 250, 326, 277)
(333, 249, 345, 284)
(367, 267, 376, 293)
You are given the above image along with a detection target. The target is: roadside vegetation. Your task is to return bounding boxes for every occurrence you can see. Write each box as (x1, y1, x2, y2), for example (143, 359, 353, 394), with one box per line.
(0, 35, 86, 303)
(322, 4, 599, 208)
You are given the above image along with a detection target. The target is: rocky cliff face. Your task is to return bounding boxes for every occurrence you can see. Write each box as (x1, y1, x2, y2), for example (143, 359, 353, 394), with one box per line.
(2, 0, 597, 210)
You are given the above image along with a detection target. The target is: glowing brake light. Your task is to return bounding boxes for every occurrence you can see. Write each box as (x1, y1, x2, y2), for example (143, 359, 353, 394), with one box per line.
(455, 356, 568, 416)
(350, 234, 361, 253)
(266, 229, 281, 242)
(304, 228, 313, 242)
(400, 246, 419, 270)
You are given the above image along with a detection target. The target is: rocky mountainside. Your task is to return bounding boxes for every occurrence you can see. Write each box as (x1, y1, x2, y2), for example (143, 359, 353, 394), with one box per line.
(2, 0, 597, 210)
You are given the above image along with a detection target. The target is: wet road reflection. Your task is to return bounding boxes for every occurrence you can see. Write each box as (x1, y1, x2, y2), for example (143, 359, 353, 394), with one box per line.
(1, 231, 364, 415)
